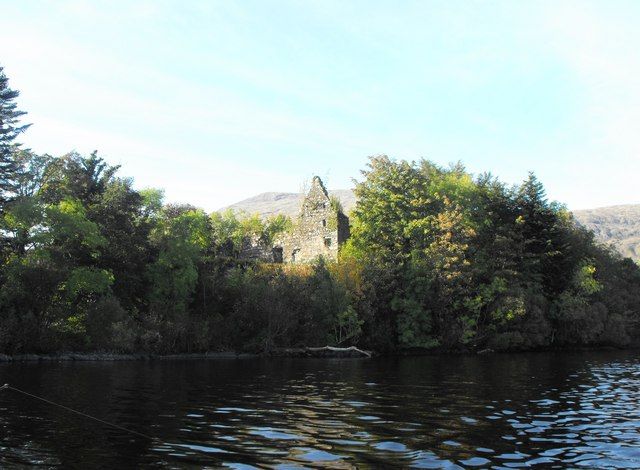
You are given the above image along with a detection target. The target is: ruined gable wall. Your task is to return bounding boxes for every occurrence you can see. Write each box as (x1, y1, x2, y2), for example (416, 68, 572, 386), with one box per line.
(240, 176, 350, 264)
(275, 177, 343, 263)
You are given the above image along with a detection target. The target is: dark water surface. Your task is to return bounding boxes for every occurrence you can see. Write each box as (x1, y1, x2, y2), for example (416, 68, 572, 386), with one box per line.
(1, 351, 639, 468)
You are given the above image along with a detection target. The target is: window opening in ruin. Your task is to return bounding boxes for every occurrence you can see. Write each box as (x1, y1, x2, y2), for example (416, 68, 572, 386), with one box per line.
(322, 219, 326, 227)
(324, 238, 332, 247)
(291, 248, 300, 262)
(272, 247, 283, 263)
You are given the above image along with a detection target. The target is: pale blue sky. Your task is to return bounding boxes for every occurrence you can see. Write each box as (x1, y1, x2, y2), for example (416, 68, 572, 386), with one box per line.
(1, 0, 639, 211)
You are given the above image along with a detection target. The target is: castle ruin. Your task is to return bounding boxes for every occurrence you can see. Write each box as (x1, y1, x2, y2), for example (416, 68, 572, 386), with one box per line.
(273, 176, 350, 263)
(240, 176, 350, 263)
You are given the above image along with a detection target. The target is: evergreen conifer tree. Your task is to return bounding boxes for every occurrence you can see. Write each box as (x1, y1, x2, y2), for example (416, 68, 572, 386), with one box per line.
(0, 66, 30, 207)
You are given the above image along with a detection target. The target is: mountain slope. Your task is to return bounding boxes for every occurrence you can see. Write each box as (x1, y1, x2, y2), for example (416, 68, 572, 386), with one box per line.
(573, 204, 640, 262)
(221, 189, 357, 219)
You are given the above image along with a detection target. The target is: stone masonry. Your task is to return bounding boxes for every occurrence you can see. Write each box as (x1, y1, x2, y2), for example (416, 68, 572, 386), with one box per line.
(272, 176, 350, 263)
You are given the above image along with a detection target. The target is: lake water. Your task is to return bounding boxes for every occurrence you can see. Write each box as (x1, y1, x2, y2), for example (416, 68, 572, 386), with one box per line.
(1, 351, 639, 468)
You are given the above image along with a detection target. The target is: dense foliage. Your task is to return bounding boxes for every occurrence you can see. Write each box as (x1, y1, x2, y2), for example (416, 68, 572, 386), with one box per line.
(344, 156, 640, 352)
(1, 68, 639, 354)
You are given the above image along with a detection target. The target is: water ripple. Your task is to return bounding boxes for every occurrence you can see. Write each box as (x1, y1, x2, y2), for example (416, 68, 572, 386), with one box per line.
(1, 352, 640, 467)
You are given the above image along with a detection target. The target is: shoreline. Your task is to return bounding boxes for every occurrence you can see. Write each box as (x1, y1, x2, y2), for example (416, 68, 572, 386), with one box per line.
(0, 352, 259, 362)
(0, 344, 634, 362)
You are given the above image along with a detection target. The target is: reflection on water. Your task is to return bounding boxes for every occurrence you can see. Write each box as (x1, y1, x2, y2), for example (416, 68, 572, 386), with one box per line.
(1, 351, 640, 468)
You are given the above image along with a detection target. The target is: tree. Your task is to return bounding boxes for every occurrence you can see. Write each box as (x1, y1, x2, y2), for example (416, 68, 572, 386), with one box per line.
(39, 151, 120, 205)
(0, 195, 113, 352)
(145, 207, 211, 352)
(0, 66, 30, 207)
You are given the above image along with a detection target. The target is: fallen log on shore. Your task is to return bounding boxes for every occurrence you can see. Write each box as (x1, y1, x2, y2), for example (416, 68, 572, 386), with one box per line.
(270, 346, 373, 358)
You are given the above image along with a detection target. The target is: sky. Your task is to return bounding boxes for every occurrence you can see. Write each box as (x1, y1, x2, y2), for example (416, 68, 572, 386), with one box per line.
(1, 0, 639, 211)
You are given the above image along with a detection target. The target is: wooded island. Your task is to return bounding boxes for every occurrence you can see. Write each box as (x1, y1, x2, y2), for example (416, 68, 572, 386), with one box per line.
(1, 66, 639, 356)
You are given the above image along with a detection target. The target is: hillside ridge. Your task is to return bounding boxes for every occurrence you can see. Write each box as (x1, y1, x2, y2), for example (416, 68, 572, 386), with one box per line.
(221, 189, 357, 219)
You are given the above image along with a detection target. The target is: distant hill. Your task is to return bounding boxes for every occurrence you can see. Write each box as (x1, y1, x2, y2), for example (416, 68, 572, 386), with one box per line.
(573, 204, 640, 262)
(221, 189, 357, 219)
(221, 192, 640, 262)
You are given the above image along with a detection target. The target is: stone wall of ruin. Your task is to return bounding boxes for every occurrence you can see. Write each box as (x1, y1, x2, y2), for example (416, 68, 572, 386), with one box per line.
(273, 176, 347, 263)
(240, 176, 350, 264)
